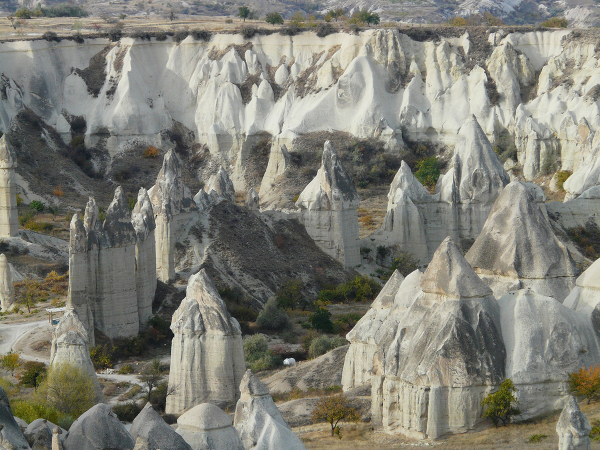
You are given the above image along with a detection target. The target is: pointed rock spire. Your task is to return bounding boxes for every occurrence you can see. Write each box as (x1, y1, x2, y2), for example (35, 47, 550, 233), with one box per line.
(131, 188, 156, 240)
(0, 134, 17, 169)
(204, 166, 236, 201)
(421, 236, 492, 299)
(556, 396, 591, 450)
(0, 254, 14, 312)
(130, 403, 192, 450)
(103, 186, 136, 247)
(245, 188, 259, 211)
(149, 149, 195, 218)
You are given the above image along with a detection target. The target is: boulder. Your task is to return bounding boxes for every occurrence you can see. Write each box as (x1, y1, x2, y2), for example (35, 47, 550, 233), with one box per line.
(0, 385, 30, 450)
(0, 254, 15, 311)
(166, 269, 245, 415)
(176, 403, 244, 450)
(64, 404, 134, 450)
(24, 420, 65, 450)
(498, 289, 600, 419)
(49, 308, 103, 402)
(130, 403, 191, 450)
(0, 135, 19, 238)
(372, 237, 505, 439)
(556, 397, 591, 450)
(234, 370, 306, 450)
(466, 181, 577, 301)
(148, 150, 198, 282)
(295, 141, 360, 267)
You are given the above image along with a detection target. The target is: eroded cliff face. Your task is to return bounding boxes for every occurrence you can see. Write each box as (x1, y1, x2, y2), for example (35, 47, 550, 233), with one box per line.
(0, 28, 597, 190)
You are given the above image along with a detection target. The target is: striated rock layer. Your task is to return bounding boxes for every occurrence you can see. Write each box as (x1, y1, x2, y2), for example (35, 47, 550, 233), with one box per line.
(296, 141, 360, 267)
(166, 269, 245, 415)
(0, 135, 18, 238)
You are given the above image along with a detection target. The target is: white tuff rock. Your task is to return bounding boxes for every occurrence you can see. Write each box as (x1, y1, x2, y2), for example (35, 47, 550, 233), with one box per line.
(130, 403, 192, 450)
(0, 254, 14, 312)
(245, 188, 259, 211)
(166, 269, 245, 415)
(176, 403, 244, 450)
(0, 385, 30, 450)
(296, 141, 360, 267)
(0, 135, 18, 238)
(556, 397, 592, 450)
(63, 404, 134, 450)
(204, 167, 236, 202)
(234, 370, 307, 450)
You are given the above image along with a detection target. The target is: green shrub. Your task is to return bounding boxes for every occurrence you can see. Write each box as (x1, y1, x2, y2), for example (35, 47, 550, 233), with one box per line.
(243, 334, 281, 372)
(148, 382, 168, 412)
(333, 314, 363, 334)
(257, 298, 290, 331)
(317, 276, 380, 304)
(118, 364, 133, 374)
(265, 12, 284, 26)
(275, 280, 308, 310)
(11, 400, 73, 429)
(542, 17, 568, 28)
(414, 157, 440, 191)
(556, 170, 572, 191)
(29, 201, 45, 212)
(19, 361, 47, 388)
(481, 379, 521, 427)
(309, 307, 334, 333)
(190, 29, 211, 41)
(308, 335, 347, 359)
(112, 402, 142, 422)
(528, 434, 548, 443)
(38, 364, 96, 418)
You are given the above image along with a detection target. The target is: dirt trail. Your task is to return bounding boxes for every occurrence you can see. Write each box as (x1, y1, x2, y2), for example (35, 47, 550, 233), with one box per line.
(0, 319, 49, 361)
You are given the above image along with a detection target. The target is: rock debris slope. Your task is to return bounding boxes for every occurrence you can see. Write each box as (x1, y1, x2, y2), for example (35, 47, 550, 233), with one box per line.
(175, 403, 244, 450)
(295, 141, 360, 267)
(49, 308, 103, 402)
(68, 186, 156, 340)
(234, 370, 307, 450)
(556, 397, 592, 450)
(371, 237, 505, 439)
(148, 150, 199, 282)
(466, 180, 577, 301)
(0, 135, 18, 238)
(166, 269, 245, 415)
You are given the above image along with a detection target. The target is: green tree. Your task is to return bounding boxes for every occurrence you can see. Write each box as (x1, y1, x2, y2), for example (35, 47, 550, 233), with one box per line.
(19, 361, 47, 388)
(1, 351, 22, 376)
(275, 280, 306, 310)
(325, 8, 345, 22)
(265, 12, 284, 26)
(38, 364, 96, 418)
(414, 157, 440, 191)
(481, 379, 521, 427)
(312, 394, 360, 437)
(309, 307, 333, 333)
(257, 298, 290, 331)
(139, 358, 163, 397)
(238, 6, 251, 22)
(290, 11, 304, 26)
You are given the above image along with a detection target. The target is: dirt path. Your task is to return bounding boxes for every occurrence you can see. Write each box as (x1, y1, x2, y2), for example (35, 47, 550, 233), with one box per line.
(0, 319, 50, 361)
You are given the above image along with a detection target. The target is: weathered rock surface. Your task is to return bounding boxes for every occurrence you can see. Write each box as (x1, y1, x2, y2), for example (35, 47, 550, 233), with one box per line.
(148, 150, 198, 282)
(498, 290, 600, 419)
(564, 257, 600, 335)
(204, 167, 235, 202)
(245, 188, 259, 211)
(166, 269, 245, 415)
(130, 403, 191, 450)
(556, 396, 592, 450)
(234, 370, 306, 450)
(0, 385, 30, 450)
(24, 420, 65, 450)
(176, 403, 244, 450)
(0, 254, 15, 311)
(0, 135, 18, 238)
(64, 404, 134, 450)
(296, 141, 360, 267)
(371, 237, 505, 439)
(466, 181, 577, 301)
(264, 345, 348, 394)
(49, 308, 103, 402)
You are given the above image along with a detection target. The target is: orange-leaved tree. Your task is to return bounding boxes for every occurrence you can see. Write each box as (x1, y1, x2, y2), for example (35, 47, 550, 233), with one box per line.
(312, 394, 360, 438)
(569, 365, 600, 404)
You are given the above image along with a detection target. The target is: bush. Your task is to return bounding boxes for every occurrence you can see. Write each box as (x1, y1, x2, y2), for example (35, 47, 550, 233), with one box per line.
(309, 307, 334, 333)
(240, 26, 257, 39)
(29, 200, 45, 212)
(90, 344, 114, 370)
(265, 12, 284, 26)
(108, 28, 122, 42)
(481, 379, 521, 427)
(414, 157, 440, 191)
(243, 334, 281, 372)
(569, 365, 600, 404)
(275, 280, 308, 310)
(556, 170, 572, 191)
(37, 363, 96, 418)
(317, 276, 381, 304)
(155, 31, 168, 41)
(112, 402, 141, 422)
(173, 30, 189, 42)
(308, 335, 347, 359)
(448, 17, 468, 26)
(1, 351, 22, 375)
(148, 382, 168, 412)
(131, 30, 152, 40)
(528, 434, 548, 443)
(42, 4, 88, 17)
(257, 298, 291, 331)
(388, 251, 419, 277)
(316, 22, 335, 37)
(19, 361, 47, 388)
(42, 31, 60, 42)
(542, 17, 568, 28)
(11, 400, 73, 429)
(118, 364, 133, 374)
(190, 29, 211, 41)
(312, 394, 360, 437)
(15, 8, 32, 19)
(143, 146, 159, 158)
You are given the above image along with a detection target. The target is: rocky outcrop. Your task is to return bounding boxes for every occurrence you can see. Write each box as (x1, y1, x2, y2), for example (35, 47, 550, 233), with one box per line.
(64, 404, 134, 450)
(175, 403, 244, 450)
(466, 181, 577, 301)
(234, 370, 306, 450)
(166, 269, 245, 415)
(0, 385, 30, 450)
(49, 308, 103, 402)
(370, 237, 505, 439)
(204, 167, 235, 202)
(498, 290, 600, 419)
(296, 141, 360, 267)
(67, 186, 158, 340)
(259, 143, 290, 209)
(149, 150, 198, 282)
(341, 270, 405, 391)
(24, 420, 65, 450)
(0, 254, 15, 311)
(131, 188, 157, 328)
(564, 257, 600, 335)
(130, 403, 191, 450)
(245, 188, 259, 211)
(557, 397, 592, 450)
(0, 135, 18, 238)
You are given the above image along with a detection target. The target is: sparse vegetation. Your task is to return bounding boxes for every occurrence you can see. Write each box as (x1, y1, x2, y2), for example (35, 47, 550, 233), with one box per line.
(569, 365, 600, 404)
(308, 335, 347, 359)
(481, 379, 521, 427)
(265, 12, 284, 26)
(112, 401, 142, 422)
(312, 394, 360, 437)
(414, 157, 440, 191)
(528, 434, 548, 443)
(37, 363, 96, 419)
(309, 307, 334, 333)
(317, 276, 381, 304)
(542, 17, 568, 28)
(19, 361, 47, 388)
(257, 298, 291, 331)
(243, 334, 281, 372)
(1, 352, 22, 376)
(556, 170, 572, 191)
(567, 223, 600, 260)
